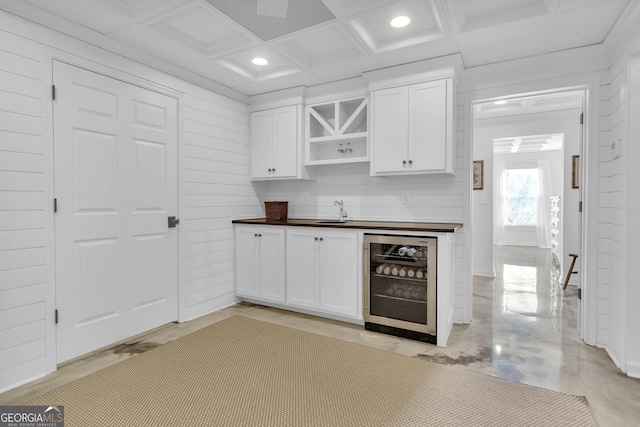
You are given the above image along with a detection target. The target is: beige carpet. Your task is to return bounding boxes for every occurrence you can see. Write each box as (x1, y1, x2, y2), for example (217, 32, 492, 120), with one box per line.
(25, 315, 598, 426)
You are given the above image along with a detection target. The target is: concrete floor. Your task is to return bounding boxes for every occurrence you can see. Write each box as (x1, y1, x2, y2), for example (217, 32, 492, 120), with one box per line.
(2, 246, 639, 425)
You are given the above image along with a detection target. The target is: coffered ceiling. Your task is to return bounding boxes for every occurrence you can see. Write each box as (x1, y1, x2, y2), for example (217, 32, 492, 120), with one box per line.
(0, 0, 632, 97)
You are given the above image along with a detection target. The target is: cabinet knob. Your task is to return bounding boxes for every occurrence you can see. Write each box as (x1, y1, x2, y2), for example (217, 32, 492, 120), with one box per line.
(259, 234, 262, 237)
(314, 237, 318, 241)
(408, 160, 413, 165)
(402, 160, 407, 165)
(268, 168, 272, 172)
(319, 237, 324, 241)
(254, 233, 258, 237)
(272, 168, 276, 172)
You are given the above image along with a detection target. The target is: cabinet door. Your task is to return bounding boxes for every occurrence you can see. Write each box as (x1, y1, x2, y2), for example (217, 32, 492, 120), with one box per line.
(286, 229, 320, 309)
(251, 110, 274, 179)
(235, 227, 260, 298)
(408, 80, 447, 171)
(272, 106, 299, 178)
(319, 231, 358, 317)
(259, 228, 286, 303)
(372, 86, 409, 174)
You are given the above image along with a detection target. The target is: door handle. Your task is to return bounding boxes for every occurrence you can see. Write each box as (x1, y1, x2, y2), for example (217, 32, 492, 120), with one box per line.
(168, 216, 180, 228)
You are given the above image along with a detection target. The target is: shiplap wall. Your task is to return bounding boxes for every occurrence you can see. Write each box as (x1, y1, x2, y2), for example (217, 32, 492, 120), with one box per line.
(182, 94, 259, 320)
(0, 30, 47, 391)
(0, 15, 255, 391)
(256, 98, 468, 322)
(597, 53, 629, 363)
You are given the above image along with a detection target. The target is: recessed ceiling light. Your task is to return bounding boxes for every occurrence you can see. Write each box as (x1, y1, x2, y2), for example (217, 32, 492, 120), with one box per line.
(494, 100, 508, 105)
(390, 16, 411, 29)
(252, 57, 269, 66)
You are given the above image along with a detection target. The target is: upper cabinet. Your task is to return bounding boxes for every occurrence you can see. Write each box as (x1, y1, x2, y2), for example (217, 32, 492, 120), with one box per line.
(251, 105, 308, 180)
(305, 96, 368, 165)
(370, 78, 454, 176)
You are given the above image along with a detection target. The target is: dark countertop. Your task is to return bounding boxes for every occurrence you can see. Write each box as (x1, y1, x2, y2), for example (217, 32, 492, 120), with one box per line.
(232, 218, 463, 233)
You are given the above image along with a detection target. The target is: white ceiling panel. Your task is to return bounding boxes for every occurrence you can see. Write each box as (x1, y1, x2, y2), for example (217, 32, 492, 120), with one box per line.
(233, 72, 324, 95)
(448, 0, 556, 33)
(24, 0, 131, 34)
(108, 25, 205, 66)
(185, 59, 258, 88)
(306, 55, 381, 82)
(455, 14, 554, 67)
(4, 0, 638, 97)
(549, 0, 629, 52)
(92, 0, 188, 22)
(271, 22, 365, 69)
(348, 0, 445, 53)
(144, 1, 258, 58)
(321, 0, 398, 19)
(217, 46, 301, 82)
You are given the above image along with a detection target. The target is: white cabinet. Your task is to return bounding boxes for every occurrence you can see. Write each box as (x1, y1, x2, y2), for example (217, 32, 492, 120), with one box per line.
(235, 226, 285, 303)
(305, 96, 368, 165)
(371, 79, 453, 175)
(286, 228, 359, 318)
(251, 105, 302, 180)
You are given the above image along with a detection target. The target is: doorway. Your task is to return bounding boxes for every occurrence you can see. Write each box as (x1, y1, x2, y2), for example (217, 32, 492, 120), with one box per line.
(471, 89, 584, 331)
(53, 61, 179, 362)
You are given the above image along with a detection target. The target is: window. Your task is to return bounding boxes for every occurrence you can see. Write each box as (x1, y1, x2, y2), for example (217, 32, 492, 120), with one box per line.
(504, 168, 539, 226)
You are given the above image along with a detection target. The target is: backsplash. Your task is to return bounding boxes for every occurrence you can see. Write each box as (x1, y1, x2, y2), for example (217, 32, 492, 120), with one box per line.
(254, 162, 464, 223)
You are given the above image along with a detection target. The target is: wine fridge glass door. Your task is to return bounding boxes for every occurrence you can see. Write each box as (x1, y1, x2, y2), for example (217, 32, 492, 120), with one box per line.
(364, 235, 437, 335)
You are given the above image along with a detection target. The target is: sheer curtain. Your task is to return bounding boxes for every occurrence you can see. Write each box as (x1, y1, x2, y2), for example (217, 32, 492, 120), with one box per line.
(493, 162, 506, 245)
(536, 160, 552, 248)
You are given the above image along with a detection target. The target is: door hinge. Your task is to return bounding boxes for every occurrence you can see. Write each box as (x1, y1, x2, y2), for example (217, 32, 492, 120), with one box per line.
(54, 198, 57, 213)
(579, 112, 583, 125)
(579, 201, 582, 213)
(55, 309, 59, 324)
(577, 288, 582, 300)
(52, 85, 56, 101)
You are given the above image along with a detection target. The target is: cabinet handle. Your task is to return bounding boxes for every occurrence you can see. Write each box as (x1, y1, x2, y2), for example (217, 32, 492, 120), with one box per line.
(408, 160, 413, 165)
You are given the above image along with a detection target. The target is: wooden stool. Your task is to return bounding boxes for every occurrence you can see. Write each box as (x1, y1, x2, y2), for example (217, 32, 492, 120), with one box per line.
(563, 253, 578, 290)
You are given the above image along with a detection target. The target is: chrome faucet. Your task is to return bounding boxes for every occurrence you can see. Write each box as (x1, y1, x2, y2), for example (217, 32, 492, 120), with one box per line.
(334, 200, 348, 222)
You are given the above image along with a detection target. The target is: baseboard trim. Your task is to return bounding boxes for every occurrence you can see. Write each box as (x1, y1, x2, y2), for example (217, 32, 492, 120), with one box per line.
(626, 360, 640, 378)
(604, 346, 626, 372)
(473, 269, 496, 277)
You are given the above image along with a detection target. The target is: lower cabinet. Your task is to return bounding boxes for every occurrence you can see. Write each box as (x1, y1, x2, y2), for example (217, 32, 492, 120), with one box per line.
(235, 226, 285, 303)
(286, 228, 359, 318)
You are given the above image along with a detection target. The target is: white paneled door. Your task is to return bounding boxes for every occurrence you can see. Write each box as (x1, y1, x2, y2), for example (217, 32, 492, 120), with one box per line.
(53, 62, 178, 362)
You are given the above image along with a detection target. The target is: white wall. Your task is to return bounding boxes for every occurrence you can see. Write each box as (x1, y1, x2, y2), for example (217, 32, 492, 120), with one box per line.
(182, 94, 257, 320)
(0, 28, 48, 393)
(597, 52, 629, 367)
(472, 111, 581, 277)
(0, 11, 258, 392)
(625, 54, 640, 376)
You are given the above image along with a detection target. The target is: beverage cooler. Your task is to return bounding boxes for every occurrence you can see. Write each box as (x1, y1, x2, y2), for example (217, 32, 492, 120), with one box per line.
(363, 234, 437, 343)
